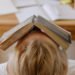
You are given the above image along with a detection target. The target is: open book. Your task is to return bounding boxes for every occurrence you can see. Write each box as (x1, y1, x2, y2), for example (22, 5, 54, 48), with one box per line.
(42, 3, 75, 20)
(0, 15, 71, 50)
(12, 0, 75, 20)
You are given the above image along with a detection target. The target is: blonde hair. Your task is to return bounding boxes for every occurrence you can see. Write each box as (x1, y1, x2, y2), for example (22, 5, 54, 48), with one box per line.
(7, 39, 68, 75)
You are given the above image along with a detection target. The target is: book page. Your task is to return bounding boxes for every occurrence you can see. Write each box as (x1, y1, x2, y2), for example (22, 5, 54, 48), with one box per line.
(16, 6, 50, 23)
(13, 0, 37, 7)
(59, 4, 75, 19)
(42, 4, 60, 20)
(0, 0, 18, 15)
(42, 2, 75, 20)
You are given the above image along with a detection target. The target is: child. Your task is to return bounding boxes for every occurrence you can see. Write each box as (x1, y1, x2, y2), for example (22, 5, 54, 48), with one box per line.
(0, 31, 68, 75)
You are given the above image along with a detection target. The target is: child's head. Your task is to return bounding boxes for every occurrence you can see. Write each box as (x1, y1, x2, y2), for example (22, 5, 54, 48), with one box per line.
(7, 31, 68, 75)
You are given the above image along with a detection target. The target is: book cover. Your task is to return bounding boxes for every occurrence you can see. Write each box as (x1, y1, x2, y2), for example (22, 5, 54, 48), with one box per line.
(0, 15, 71, 50)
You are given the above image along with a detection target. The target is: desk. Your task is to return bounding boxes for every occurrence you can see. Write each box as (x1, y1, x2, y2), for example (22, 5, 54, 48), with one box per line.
(0, 20, 75, 40)
(0, 14, 18, 36)
(55, 20, 75, 40)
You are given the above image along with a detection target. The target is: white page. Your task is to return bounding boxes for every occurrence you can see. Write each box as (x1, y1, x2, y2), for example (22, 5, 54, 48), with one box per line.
(13, 0, 59, 7)
(59, 4, 75, 19)
(43, 3, 75, 20)
(0, 0, 18, 15)
(13, 0, 37, 7)
(16, 6, 50, 23)
(42, 4, 60, 20)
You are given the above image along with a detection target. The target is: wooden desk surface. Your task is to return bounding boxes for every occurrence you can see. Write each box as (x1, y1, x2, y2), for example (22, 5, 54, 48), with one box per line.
(0, 20, 75, 40)
(55, 20, 75, 40)
(0, 14, 18, 36)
